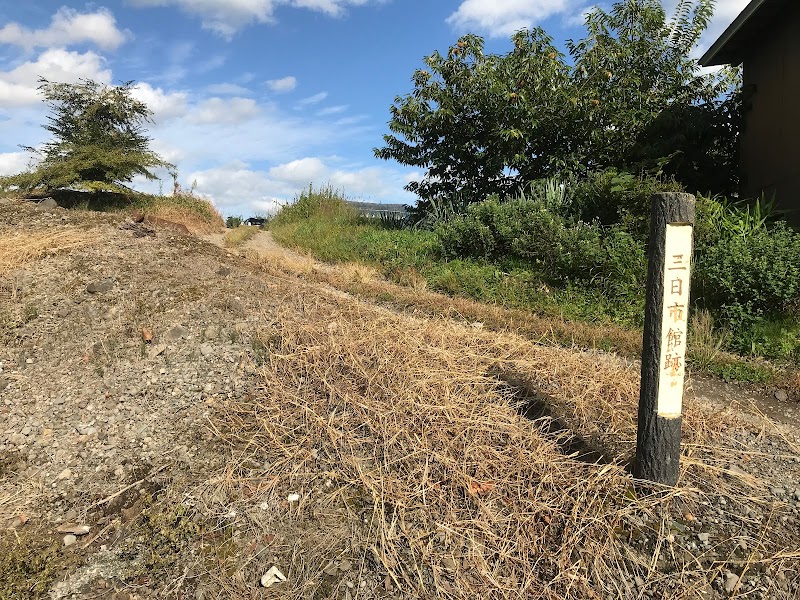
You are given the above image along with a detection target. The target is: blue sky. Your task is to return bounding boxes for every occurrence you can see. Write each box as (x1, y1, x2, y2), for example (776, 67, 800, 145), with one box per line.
(0, 0, 748, 217)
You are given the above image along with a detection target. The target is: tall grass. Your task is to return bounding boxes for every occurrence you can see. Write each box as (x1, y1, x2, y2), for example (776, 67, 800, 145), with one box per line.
(223, 226, 258, 247)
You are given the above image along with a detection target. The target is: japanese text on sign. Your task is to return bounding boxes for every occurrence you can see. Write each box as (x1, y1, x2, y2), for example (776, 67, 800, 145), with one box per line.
(657, 224, 692, 416)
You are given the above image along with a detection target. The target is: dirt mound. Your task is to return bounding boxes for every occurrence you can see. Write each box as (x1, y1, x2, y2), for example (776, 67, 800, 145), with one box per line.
(1, 199, 798, 599)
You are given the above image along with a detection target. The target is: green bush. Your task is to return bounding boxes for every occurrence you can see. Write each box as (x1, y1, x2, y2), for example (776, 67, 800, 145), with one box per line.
(570, 169, 684, 236)
(270, 184, 357, 227)
(694, 221, 800, 329)
(435, 195, 647, 299)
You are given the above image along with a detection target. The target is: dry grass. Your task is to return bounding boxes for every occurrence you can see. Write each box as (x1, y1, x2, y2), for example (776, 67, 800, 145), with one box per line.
(224, 226, 259, 247)
(0, 228, 96, 276)
(206, 283, 793, 599)
(145, 196, 225, 234)
(258, 249, 642, 355)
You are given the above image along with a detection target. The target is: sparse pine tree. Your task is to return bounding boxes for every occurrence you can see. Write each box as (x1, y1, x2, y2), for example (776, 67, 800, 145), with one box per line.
(0, 78, 174, 195)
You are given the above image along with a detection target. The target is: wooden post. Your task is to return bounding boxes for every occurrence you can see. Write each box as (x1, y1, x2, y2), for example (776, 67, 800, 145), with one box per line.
(634, 192, 695, 485)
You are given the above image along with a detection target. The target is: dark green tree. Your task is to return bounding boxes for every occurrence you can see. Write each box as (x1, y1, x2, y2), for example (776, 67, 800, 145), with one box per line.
(1, 78, 174, 194)
(226, 215, 243, 228)
(375, 0, 739, 208)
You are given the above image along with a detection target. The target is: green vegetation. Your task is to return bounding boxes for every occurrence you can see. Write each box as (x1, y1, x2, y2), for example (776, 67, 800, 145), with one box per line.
(270, 185, 800, 375)
(223, 225, 259, 247)
(0, 79, 173, 196)
(0, 530, 79, 599)
(375, 0, 739, 211)
(225, 215, 243, 228)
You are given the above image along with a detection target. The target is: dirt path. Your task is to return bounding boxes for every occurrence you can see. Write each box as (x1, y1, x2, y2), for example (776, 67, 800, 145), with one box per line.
(1, 208, 798, 599)
(211, 229, 800, 433)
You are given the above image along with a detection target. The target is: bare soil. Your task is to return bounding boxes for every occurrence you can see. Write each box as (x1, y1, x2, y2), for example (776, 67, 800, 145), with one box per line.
(1, 203, 798, 599)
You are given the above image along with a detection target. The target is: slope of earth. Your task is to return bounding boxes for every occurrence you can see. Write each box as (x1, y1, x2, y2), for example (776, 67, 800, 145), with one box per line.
(0, 201, 798, 600)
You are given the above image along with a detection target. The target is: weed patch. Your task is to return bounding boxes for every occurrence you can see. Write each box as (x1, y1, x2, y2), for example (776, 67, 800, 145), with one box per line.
(223, 226, 258, 247)
(0, 530, 81, 599)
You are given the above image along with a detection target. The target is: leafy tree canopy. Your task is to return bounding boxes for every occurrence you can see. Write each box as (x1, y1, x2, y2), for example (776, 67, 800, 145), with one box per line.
(375, 0, 741, 208)
(1, 78, 174, 195)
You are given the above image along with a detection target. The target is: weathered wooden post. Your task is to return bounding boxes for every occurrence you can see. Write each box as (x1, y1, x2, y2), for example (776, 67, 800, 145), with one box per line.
(634, 192, 695, 485)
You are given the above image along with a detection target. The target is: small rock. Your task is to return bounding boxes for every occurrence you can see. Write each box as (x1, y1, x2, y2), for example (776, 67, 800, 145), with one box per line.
(340, 559, 352, 571)
(56, 468, 73, 481)
(37, 198, 59, 210)
(260, 566, 286, 588)
(287, 493, 301, 503)
(697, 533, 710, 543)
(57, 524, 91, 536)
(724, 573, 739, 594)
(63, 534, 77, 547)
(86, 279, 114, 294)
(323, 563, 338, 576)
(56, 306, 71, 318)
(148, 344, 167, 359)
(774, 389, 789, 402)
(770, 486, 786, 497)
(199, 343, 214, 357)
(166, 325, 189, 340)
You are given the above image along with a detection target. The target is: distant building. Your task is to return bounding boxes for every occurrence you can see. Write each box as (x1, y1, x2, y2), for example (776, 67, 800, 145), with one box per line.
(244, 217, 266, 227)
(700, 0, 800, 224)
(348, 201, 408, 220)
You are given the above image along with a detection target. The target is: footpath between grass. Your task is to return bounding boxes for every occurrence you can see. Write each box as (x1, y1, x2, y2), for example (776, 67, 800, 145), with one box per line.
(267, 192, 794, 392)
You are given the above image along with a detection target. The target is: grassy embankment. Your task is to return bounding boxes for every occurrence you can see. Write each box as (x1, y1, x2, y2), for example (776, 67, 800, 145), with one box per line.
(269, 187, 797, 387)
(38, 188, 225, 234)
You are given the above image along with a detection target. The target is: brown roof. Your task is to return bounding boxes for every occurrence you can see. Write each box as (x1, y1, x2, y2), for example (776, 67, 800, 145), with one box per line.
(699, 0, 792, 66)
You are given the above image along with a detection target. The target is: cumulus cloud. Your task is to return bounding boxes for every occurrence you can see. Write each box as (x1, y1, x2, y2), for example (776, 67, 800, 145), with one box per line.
(131, 83, 189, 122)
(447, 0, 575, 37)
(0, 151, 34, 176)
(267, 76, 297, 93)
(129, 0, 381, 38)
(0, 49, 111, 107)
(190, 97, 260, 124)
(268, 157, 328, 183)
(183, 156, 416, 217)
(0, 7, 130, 51)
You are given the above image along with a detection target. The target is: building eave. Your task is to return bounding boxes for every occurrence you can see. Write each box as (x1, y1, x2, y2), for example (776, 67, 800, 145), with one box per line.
(699, 0, 790, 67)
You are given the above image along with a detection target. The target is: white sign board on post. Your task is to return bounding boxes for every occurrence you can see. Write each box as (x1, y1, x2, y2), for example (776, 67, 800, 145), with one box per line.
(656, 224, 692, 418)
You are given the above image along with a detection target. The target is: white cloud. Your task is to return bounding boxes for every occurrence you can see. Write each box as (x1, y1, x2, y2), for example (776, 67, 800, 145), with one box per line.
(129, 0, 275, 38)
(188, 161, 280, 211)
(316, 105, 348, 116)
(0, 7, 129, 51)
(129, 0, 381, 38)
(268, 157, 328, 183)
(0, 151, 34, 176)
(206, 82, 252, 95)
(447, 0, 575, 37)
(267, 76, 297, 93)
(190, 97, 260, 124)
(296, 92, 328, 106)
(131, 83, 189, 122)
(187, 157, 416, 217)
(0, 49, 111, 107)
